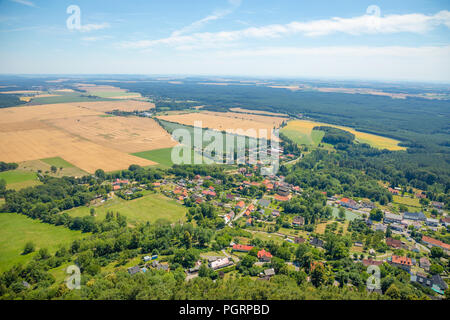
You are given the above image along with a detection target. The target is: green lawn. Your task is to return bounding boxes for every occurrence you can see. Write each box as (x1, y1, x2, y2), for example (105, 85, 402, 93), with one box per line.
(41, 157, 75, 168)
(29, 92, 112, 105)
(66, 193, 187, 225)
(0, 170, 38, 184)
(331, 206, 361, 221)
(133, 148, 175, 168)
(0, 212, 86, 272)
(281, 128, 325, 146)
(89, 91, 139, 98)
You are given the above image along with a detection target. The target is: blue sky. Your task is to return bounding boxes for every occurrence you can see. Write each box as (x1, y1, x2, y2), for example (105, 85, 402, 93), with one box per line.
(0, 0, 449, 82)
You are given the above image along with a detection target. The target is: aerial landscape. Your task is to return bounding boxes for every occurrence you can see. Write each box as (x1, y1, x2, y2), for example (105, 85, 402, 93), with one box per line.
(0, 0, 449, 310)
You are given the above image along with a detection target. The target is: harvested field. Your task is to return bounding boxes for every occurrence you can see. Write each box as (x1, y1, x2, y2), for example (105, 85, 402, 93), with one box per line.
(48, 115, 177, 153)
(157, 111, 286, 140)
(0, 128, 155, 173)
(0, 101, 165, 173)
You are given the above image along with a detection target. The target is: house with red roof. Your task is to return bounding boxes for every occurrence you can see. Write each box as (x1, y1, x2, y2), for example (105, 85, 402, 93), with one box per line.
(257, 249, 272, 262)
(422, 235, 450, 254)
(232, 244, 254, 252)
(388, 255, 412, 271)
(236, 201, 245, 210)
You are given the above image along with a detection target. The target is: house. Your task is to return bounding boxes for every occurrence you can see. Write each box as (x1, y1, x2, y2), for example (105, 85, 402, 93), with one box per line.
(388, 255, 412, 271)
(235, 201, 245, 210)
(426, 218, 439, 227)
(210, 258, 233, 270)
(257, 249, 272, 262)
(258, 199, 270, 208)
(390, 223, 406, 232)
(246, 218, 253, 226)
(272, 210, 280, 217)
(386, 238, 403, 249)
(232, 244, 254, 252)
(384, 213, 403, 224)
(431, 201, 444, 209)
(374, 224, 387, 232)
(441, 216, 450, 227)
(419, 257, 431, 271)
(339, 198, 359, 210)
(292, 216, 305, 227)
(277, 186, 290, 197)
(362, 259, 383, 267)
(422, 235, 450, 254)
(411, 273, 448, 294)
(388, 187, 399, 195)
(226, 193, 235, 201)
(403, 212, 427, 221)
(310, 238, 324, 248)
(294, 237, 306, 244)
(143, 255, 152, 262)
(263, 268, 275, 277)
(274, 194, 291, 202)
(127, 266, 141, 275)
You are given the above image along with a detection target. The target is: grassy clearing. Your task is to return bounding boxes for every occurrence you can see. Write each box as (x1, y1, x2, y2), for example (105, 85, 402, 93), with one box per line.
(41, 157, 75, 168)
(0, 212, 86, 272)
(392, 195, 421, 208)
(330, 207, 362, 221)
(66, 193, 187, 225)
(28, 92, 112, 105)
(18, 159, 88, 178)
(0, 170, 38, 186)
(133, 148, 175, 168)
(282, 120, 404, 150)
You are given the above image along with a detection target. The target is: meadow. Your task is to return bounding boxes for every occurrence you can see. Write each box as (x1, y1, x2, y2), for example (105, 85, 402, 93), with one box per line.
(65, 193, 187, 225)
(0, 170, 41, 190)
(0, 212, 85, 272)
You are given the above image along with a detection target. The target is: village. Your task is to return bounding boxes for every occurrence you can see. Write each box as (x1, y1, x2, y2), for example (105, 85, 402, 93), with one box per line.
(99, 158, 450, 297)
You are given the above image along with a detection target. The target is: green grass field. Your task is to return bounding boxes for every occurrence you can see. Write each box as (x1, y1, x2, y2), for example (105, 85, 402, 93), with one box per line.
(0, 212, 85, 272)
(28, 92, 112, 105)
(65, 193, 187, 225)
(41, 157, 75, 168)
(281, 128, 325, 146)
(0, 170, 37, 184)
(331, 206, 361, 221)
(89, 91, 139, 98)
(133, 148, 175, 168)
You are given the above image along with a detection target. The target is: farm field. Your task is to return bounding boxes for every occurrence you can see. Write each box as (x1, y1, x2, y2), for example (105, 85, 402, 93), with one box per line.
(157, 111, 287, 140)
(0, 100, 167, 173)
(75, 84, 143, 99)
(281, 120, 405, 150)
(48, 115, 176, 153)
(65, 193, 187, 225)
(0, 212, 86, 272)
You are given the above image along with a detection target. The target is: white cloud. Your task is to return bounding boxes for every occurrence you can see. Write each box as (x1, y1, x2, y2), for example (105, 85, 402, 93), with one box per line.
(119, 10, 450, 49)
(79, 23, 110, 33)
(10, 0, 36, 7)
(170, 0, 242, 37)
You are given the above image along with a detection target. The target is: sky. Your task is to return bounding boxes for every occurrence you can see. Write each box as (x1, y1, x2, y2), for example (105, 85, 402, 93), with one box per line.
(0, 0, 449, 82)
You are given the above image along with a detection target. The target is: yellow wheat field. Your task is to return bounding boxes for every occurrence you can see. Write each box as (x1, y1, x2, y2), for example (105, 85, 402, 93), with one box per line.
(283, 120, 405, 151)
(0, 100, 170, 173)
(157, 111, 287, 140)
